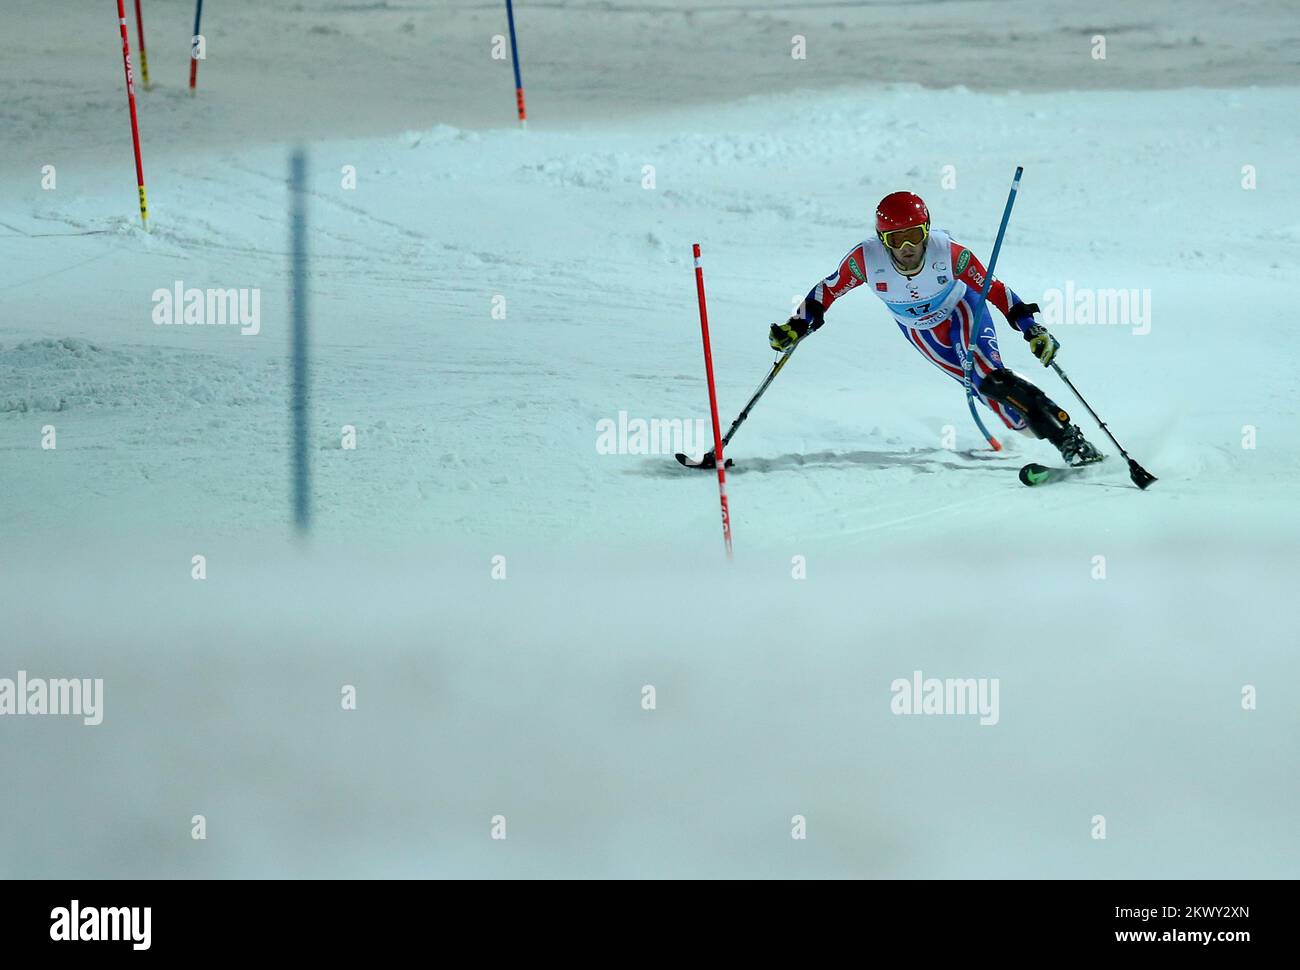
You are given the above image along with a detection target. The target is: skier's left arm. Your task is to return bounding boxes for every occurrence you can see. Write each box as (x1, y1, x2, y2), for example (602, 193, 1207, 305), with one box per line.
(951, 240, 1058, 366)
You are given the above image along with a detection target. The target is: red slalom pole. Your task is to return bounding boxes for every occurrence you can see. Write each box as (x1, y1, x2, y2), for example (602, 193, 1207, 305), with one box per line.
(133, 0, 150, 89)
(189, 0, 204, 92)
(115, 0, 149, 228)
(692, 243, 733, 559)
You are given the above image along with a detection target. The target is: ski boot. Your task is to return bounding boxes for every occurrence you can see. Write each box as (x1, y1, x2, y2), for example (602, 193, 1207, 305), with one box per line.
(1055, 423, 1103, 466)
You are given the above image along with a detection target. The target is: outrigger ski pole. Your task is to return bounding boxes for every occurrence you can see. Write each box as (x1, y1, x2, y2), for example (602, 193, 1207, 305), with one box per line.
(676, 344, 797, 469)
(1050, 361, 1158, 489)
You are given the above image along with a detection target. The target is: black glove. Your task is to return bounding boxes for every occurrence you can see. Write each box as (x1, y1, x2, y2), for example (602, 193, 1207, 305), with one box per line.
(769, 299, 824, 352)
(769, 316, 809, 352)
(1009, 301, 1058, 366)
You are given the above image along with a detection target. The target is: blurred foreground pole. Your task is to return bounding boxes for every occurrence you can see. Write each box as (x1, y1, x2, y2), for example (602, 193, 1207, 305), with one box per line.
(290, 150, 311, 533)
(505, 0, 527, 126)
(692, 244, 733, 560)
(114, 0, 149, 228)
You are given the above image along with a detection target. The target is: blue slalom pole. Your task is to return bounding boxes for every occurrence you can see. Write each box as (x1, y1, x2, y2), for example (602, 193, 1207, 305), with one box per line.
(290, 149, 310, 533)
(504, 0, 527, 126)
(960, 166, 1023, 451)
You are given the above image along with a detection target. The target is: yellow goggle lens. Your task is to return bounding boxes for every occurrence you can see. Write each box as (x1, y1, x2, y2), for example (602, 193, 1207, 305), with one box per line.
(880, 224, 928, 249)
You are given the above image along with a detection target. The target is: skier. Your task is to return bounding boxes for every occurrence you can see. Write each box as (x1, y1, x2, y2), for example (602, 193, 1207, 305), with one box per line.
(770, 191, 1102, 464)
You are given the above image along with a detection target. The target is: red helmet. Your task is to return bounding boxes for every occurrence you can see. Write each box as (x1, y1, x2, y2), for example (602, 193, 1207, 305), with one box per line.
(875, 191, 930, 236)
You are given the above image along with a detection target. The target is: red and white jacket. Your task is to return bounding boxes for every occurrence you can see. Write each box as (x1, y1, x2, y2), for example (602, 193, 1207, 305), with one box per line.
(798, 229, 1029, 333)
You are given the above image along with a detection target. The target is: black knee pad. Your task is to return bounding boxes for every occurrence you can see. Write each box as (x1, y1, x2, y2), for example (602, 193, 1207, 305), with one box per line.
(979, 368, 1070, 443)
(979, 368, 1020, 403)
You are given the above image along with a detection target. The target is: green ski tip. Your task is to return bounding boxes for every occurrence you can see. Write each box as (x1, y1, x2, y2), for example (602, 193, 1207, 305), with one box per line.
(1020, 464, 1052, 486)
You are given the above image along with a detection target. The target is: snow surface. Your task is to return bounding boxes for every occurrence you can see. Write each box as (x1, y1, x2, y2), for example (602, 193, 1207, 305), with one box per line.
(1, 0, 1298, 878)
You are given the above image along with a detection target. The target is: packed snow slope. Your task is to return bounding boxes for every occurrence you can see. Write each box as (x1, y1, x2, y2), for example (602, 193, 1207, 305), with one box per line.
(2, 84, 1297, 552)
(4, 0, 1297, 175)
(1, 2, 1298, 878)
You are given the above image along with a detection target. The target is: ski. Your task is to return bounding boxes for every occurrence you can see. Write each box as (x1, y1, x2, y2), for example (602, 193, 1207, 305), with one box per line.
(1018, 458, 1105, 487)
(676, 450, 733, 470)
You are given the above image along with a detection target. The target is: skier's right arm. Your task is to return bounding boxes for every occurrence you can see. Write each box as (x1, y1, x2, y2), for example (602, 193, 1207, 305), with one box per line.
(770, 243, 869, 351)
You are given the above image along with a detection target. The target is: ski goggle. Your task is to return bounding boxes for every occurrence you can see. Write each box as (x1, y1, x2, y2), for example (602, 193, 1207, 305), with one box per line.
(879, 224, 929, 249)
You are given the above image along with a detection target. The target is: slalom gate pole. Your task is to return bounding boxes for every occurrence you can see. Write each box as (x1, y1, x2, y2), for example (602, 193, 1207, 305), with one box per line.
(504, 0, 527, 126)
(115, 0, 149, 228)
(189, 0, 204, 92)
(290, 150, 311, 531)
(961, 166, 1026, 452)
(692, 244, 733, 559)
(133, 0, 150, 89)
